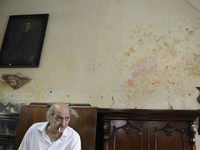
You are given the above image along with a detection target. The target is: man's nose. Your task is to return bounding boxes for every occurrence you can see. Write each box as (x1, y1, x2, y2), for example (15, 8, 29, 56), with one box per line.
(61, 119, 66, 126)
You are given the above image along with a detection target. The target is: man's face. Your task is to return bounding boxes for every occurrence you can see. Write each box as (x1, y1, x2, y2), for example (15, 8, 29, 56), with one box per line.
(49, 105, 70, 133)
(25, 22, 31, 32)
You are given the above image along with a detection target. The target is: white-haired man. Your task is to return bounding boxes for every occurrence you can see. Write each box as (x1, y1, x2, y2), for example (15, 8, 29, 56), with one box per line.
(18, 102, 81, 150)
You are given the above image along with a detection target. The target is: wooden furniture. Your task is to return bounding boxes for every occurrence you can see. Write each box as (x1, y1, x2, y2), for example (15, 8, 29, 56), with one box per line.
(12, 104, 200, 150)
(96, 109, 200, 150)
(14, 104, 97, 150)
(29, 102, 91, 106)
(0, 113, 19, 150)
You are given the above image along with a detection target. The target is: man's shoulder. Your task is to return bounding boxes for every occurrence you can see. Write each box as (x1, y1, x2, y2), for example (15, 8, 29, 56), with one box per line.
(32, 122, 46, 126)
(29, 122, 47, 130)
(65, 126, 80, 137)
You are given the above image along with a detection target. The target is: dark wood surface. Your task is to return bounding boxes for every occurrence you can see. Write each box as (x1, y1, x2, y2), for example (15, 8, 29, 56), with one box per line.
(97, 108, 200, 121)
(0, 113, 19, 119)
(96, 108, 200, 150)
(70, 106, 97, 150)
(14, 105, 97, 150)
(29, 102, 91, 106)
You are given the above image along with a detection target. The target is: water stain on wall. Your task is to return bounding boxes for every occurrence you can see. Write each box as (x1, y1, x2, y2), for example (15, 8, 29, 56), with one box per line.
(127, 57, 157, 87)
(0, 102, 22, 113)
(113, 19, 200, 109)
(123, 47, 135, 56)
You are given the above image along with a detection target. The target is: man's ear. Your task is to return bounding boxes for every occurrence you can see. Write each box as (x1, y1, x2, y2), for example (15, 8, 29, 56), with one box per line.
(48, 115, 51, 121)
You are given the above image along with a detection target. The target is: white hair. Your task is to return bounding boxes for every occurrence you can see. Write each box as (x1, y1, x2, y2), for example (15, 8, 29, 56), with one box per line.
(46, 104, 72, 121)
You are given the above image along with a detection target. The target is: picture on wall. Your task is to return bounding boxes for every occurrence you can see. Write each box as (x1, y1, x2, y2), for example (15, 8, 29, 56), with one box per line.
(0, 14, 49, 68)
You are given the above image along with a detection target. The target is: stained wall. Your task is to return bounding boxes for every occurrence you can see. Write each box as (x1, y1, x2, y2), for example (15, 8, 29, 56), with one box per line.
(0, 0, 200, 147)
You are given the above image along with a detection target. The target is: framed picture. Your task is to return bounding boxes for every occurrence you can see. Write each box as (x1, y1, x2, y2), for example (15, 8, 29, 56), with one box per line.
(0, 14, 49, 68)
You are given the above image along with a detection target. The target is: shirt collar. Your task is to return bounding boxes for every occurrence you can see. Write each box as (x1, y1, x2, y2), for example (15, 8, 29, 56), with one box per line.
(37, 122, 71, 137)
(62, 126, 70, 137)
(37, 122, 49, 132)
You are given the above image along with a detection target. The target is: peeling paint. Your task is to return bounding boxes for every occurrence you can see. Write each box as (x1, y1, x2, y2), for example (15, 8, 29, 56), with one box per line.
(0, 0, 200, 115)
(0, 102, 22, 113)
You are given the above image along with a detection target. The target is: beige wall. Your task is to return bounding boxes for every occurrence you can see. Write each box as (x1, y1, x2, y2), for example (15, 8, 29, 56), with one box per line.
(0, 0, 200, 147)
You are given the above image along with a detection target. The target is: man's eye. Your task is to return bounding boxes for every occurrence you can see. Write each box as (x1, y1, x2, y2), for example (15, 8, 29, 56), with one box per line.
(57, 117, 62, 120)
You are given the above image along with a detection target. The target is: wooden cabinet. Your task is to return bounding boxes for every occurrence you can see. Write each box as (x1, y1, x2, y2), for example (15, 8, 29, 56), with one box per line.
(96, 109, 200, 150)
(4, 104, 199, 150)
(0, 113, 19, 150)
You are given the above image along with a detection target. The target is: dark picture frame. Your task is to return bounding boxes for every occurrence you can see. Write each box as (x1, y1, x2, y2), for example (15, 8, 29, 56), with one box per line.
(0, 14, 49, 68)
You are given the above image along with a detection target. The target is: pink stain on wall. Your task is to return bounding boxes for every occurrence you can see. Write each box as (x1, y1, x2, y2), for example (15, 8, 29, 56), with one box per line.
(164, 83, 170, 90)
(127, 44, 177, 97)
(127, 58, 157, 87)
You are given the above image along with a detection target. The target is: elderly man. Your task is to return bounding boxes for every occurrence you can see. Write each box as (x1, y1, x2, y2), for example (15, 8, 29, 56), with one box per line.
(18, 102, 81, 150)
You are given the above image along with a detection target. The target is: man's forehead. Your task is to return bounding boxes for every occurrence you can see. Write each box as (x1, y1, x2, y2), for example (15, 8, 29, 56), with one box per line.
(54, 113, 70, 119)
(55, 114, 70, 118)
(54, 107, 70, 115)
(54, 103, 69, 110)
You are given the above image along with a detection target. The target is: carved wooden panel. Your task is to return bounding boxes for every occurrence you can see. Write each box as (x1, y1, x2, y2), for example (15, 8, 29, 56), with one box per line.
(103, 120, 110, 150)
(105, 120, 148, 150)
(188, 122, 196, 150)
(148, 121, 191, 150)
(97, 108, 200, 150)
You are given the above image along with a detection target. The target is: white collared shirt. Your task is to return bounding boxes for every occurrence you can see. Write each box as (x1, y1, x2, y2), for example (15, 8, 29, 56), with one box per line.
(18, 122, 81, 150)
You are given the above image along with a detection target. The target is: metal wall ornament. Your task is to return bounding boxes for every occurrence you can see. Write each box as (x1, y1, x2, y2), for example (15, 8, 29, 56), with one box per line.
(196, 87, 200, 135)
(196, 87, 200, 103)
(1, 73, 31, 89)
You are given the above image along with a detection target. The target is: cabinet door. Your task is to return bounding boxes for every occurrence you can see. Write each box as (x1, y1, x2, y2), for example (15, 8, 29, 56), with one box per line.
(105, 120, 148, 150)
(0, 119, 18, 135)
(0, 141, 14, 150)
(148, 121, 194, 150)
